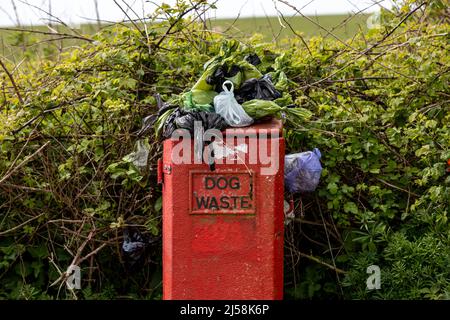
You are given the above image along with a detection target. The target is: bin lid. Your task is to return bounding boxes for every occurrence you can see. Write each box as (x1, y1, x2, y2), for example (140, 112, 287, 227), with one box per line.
(223, 118, 283, 138)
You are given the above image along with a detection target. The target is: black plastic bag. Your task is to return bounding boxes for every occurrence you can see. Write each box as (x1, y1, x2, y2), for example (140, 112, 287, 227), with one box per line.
(175, 111, 228, 134)
(245, 53, 261, 66)
(206, 64, 241, 92)
(162, 108, 185, 139)
(138, 94, 177, 137)
(161, 108, 228, 140)
(235, 74, 282, 104)
(175, 111, 228, 171)
(122, 227, 159, 271)
(176, 111, 228, 171)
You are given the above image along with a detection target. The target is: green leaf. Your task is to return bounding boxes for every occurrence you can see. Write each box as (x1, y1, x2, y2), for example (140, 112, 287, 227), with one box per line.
(344, 202, 358, 214)
(327, 182, 338, 195)
(154, 196, 162, 212)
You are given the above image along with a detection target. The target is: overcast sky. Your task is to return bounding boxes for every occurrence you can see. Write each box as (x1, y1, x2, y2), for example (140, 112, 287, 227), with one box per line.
(0, 0, 394, 27)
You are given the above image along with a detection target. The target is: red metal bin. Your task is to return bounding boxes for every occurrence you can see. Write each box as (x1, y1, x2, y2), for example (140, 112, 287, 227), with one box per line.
(161, 119, 285, 300)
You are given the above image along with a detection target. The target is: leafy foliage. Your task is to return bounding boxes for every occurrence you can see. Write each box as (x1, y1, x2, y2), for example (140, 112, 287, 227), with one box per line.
(0, 0, 448, 299)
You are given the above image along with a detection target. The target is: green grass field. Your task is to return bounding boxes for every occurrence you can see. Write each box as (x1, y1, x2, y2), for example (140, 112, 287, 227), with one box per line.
(210, 14, 369, 41)
(0, 14, 370, 60)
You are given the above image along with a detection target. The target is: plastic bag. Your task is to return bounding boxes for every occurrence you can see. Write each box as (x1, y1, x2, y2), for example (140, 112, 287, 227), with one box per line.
(241, 99, 282, 119)
(213, 80, 254, 127)
(235, 74, 282, 104)
(205, 58, 262, 93)
(182, 90, 217, 111)
(284, 200, 295, 225)
(245, 53, 261, 66)
(206, 64, 242, 92)
(175, 111, 228, 133)
(157, 108, 181, 139)
(175, 111, 228, 169)
(181, 59, 219, 110)
(122, 227, 159, 271)
(138, 94, 177, 138)
(124, 139, 150, 170)
(285, 148, 323, 193)
(242, 99, 312, 123)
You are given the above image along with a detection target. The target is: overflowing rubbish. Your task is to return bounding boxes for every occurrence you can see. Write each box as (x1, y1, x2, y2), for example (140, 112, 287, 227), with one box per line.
(142, 41, 313, 139)
(213, 81, 254, 127)
(285, 148, 323, 193)
(132, 40, 318, 176)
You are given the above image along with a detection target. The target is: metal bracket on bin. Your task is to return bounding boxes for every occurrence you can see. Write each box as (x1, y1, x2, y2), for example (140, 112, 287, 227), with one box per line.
(157, 159, 171, 184)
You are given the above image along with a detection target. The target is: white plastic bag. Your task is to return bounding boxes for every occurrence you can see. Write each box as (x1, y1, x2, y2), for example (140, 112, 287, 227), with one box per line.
(124, 139, 150, 171)
(213, 80, 254, 127)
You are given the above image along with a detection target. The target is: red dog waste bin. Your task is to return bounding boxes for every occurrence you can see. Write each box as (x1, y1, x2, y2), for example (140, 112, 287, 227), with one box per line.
(160, 118, 284, 300)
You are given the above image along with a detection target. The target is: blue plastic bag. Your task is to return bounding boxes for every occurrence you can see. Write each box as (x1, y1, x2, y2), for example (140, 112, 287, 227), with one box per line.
(284, 148, 323, 193)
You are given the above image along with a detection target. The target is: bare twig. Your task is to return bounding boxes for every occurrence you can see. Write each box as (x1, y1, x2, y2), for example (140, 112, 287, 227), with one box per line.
(276, 10, 312, 55)
(0, 183, 51, 193)
(0, 58, 23, 104)
(0, 213, 45, 235)
(221, 0, 246, 34)
(361, 2, 426, 55)
(0, 27, 93, 42)
(10, 0, 21, 27)
(94, 0, 101, 30)
(153, 1, 207, 50)
(316, 195, 344, 295)
(0, 141, 50, 184)
(17, 0, 84, 37)
(78, 242, 108, 264)
(113, 0, 146, 38)
(299, 251, 346, 274)
(277, 0, 354, 50)
(376, 178, 419, 196)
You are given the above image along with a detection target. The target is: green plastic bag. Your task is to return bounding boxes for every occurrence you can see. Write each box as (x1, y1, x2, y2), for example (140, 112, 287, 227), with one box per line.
(242, 99, 283, 119)
(182, 90, 216, 111)
(180, 40, 262, 111)
(242, 99, 312, 123)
